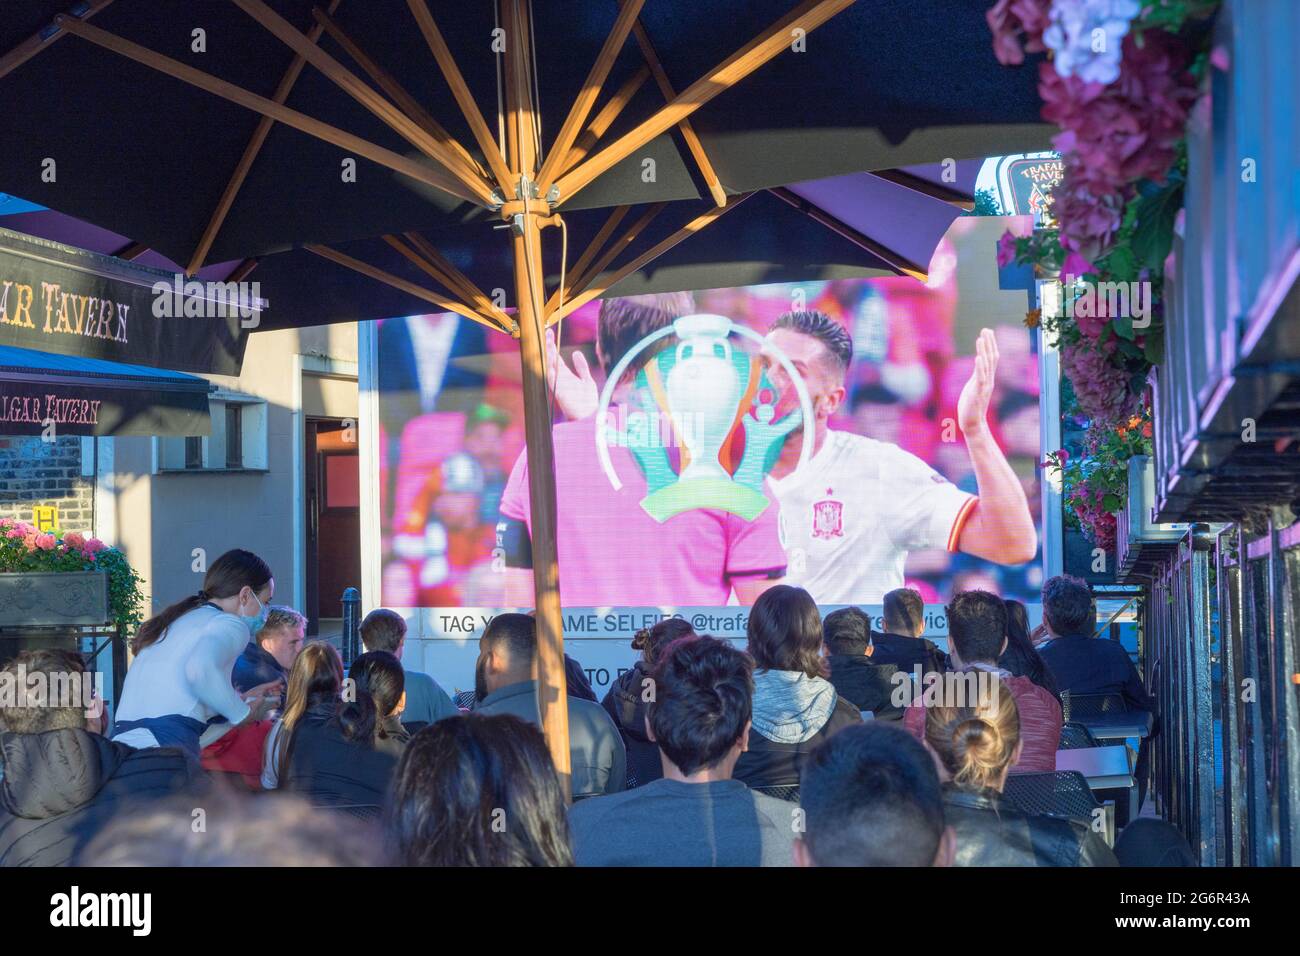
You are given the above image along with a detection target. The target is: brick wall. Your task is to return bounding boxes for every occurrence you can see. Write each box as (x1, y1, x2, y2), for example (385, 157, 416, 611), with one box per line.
(0, 437, 94, 532)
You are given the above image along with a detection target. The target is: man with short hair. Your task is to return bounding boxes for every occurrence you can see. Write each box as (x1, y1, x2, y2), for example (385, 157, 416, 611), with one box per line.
(796, 722, 954, 867)
(902, 590, 1062, 773)
(1038, 575, 1156, 713)
(568, 634, 796, 865)
(0, 649, 199, 866)
(873, 586, 946, 675)
(1037, 574, 1157, 805)
(474, 613, 625, 798)
(500, 293, 787, 607)
(231, 605, 306, 694)
(822, 607, 902, 720)
(760, 311, 1038, 603)
(360, 608, 457, 729)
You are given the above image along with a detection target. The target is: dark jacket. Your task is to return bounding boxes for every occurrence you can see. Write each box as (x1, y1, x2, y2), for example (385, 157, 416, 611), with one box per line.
(231, 641, 286, 695)
(375, 715, 411, 759)
(1039, 633, 1157, 714)
(601, 661, 660, 788)
(942, 785, 1118, 867)
(733, 670, 862, 790)
(870, 631, 945, 676)
(999, 642, 1062, 702)
(826, 654, 903, 720)
(477, 679, 626, 799)
(0, 729, 198, 866)
(282, 703, 398, 807)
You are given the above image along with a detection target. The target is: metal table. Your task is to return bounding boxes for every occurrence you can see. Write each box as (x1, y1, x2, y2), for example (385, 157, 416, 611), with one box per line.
(1056, 745, 1139, 821)
(1076, 710, 1154, 741)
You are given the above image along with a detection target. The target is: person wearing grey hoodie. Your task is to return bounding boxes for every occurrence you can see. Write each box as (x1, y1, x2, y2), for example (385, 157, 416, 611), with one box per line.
(733, 586, 861, 792)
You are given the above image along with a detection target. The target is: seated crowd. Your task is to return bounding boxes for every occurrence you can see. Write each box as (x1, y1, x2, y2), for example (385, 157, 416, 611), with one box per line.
(0, 547, 1179, 867)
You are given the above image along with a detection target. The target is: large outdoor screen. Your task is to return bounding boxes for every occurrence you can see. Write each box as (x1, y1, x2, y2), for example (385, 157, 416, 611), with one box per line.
(376, 217, 1042, 613)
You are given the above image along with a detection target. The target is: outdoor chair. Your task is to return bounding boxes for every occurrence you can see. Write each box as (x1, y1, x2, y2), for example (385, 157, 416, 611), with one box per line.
(1002, 770, 1100, 822)
(1060, 691, 1128, 722)
(1058, 721, 1101, 750)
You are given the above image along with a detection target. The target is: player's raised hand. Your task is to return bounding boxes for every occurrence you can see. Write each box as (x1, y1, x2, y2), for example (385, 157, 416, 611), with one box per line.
(545, 327, 599, 420)
(957, 327, 999, 436)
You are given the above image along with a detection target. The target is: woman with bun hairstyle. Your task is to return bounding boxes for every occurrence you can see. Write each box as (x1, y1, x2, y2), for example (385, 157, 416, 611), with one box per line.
(924, 677, 1116, 866)
(113, 549, 281, 757)
(600, 618, 697, 788)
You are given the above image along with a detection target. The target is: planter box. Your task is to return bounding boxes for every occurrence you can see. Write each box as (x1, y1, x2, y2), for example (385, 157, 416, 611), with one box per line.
(0, 571, 111, 628)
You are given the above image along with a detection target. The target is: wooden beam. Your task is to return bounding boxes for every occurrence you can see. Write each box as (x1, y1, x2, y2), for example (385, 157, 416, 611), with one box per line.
(768, 185, 928, 281)
(226, 259, 260, 284)
(187, 0, 343, 276)
(406, 0, 514, 192)
(304, 243, 506, 333)
(0, 0, 114, 80)
(629, 17, 727, 207)
(543, 204, 630, 314)
(552, 203, 664, 313)
(384, 232, 513, 329)
(870, 167, 976, 210)
(563, 66, 649, 173)
(311, 5, 487, 182)
(553, 0, 855, 205)
(112, 241, 149, 261)
(56, 15, 475, 202)
(233, 0, 495, 204)
(549, 193, 752, 324)
(534, 0, 644, 195)
(500, 0, 572, 794)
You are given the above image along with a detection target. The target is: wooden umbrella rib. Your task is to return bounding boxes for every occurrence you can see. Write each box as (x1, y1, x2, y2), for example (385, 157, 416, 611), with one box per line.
(768, 185, 928, 280)
(310, 6, 487, 183)
(553, 202, 665, 313)
(534, 0, 644, 194)
(549, 193, 753, 324)
(305, 243, 506, 332)
(553, 0, 855, 205)
(112, 241, 149, 261)
(232, 0, 494, 205)
(629, 18, 727, 208)
(870, 168, 976, 209)
(187, 0, 343, 276)
(563, 66, 650, 174)
(406, 0, 513, 192)
(55, 16, 475, 202)
(543, 204, 631, 315)
(0, 0, 115, 80)
(392, 231, 514, 329)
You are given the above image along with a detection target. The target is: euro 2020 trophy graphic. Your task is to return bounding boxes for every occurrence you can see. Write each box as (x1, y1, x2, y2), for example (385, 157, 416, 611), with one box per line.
(596, 313, 814, 522)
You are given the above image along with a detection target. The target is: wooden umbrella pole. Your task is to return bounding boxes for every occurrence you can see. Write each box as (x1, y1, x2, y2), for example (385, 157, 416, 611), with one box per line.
(502, 0, 572, 795)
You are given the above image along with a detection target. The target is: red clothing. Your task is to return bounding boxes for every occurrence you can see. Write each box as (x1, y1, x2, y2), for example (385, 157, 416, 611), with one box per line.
(201, 720, 274, 790)
(903, 672, 1062, 774)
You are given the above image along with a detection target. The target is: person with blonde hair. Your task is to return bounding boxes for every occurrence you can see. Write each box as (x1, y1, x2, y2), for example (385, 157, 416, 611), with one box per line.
(924, 677, 1116, 866)
(261, 642, 344, 790)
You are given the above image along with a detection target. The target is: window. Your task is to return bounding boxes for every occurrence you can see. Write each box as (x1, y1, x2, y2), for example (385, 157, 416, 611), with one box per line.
(157, 393, 268, 473)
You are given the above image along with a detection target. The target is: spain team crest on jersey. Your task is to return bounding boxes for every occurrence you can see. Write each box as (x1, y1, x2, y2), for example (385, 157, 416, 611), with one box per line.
(811, 492, 844, 540)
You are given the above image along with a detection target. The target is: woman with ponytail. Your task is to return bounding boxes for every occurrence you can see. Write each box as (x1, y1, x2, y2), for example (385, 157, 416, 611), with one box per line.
(113, 549, 280, 757)
(924, 677, 1116, 866)
(278, 647, 400, 807)
(600, 618, 696, 788)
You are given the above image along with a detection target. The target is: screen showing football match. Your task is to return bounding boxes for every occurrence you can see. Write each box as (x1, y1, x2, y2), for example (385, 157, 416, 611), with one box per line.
(376, 216, 1043, 610)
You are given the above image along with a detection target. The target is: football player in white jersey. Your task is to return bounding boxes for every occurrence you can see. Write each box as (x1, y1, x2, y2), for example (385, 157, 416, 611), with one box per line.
(759, 310, 1037, 603)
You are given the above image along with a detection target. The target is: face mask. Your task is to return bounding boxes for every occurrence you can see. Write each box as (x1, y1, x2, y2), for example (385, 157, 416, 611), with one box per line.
(241, 591, 268, 640)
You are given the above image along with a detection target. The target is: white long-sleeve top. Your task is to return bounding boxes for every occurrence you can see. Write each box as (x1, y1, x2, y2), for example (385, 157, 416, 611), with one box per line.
(113, 604, 252, 749)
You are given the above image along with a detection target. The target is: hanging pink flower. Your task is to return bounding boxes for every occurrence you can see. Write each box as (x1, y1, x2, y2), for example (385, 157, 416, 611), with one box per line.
(1061, 250, 1094, 278)
(986, 0, 1053, 65)
(86, 538, 107, 554)
(63, 531, 86, 550)
(997, 230, 1020, 268)
(34, 533, 56, 551)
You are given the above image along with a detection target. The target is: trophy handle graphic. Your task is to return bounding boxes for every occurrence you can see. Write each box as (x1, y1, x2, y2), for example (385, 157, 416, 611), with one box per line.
(595, 315, 815, 510)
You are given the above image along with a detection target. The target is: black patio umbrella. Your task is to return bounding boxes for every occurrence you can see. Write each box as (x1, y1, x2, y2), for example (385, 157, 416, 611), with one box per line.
(0, 0, 1048, 780)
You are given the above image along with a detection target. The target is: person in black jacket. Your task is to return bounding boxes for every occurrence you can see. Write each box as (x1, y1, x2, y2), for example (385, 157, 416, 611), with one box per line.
(600, 618, 697, 788)
(347, 651, 410, 758)
(821, 607, 902, 720)
(732, 586, 861, 792)
(923, 675, 1116, 866)
(872, 587, 946, 675)
(0, 649, 199, 866)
